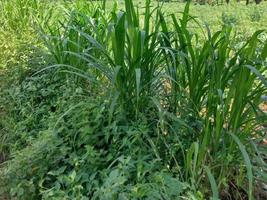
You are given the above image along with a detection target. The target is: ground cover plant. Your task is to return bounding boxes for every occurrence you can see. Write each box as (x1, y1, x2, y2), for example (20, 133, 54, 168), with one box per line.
(0, 0, 266, 199)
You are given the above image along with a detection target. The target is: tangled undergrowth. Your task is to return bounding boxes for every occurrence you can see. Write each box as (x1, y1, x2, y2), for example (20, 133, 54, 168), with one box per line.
(0, 0, 266, 199)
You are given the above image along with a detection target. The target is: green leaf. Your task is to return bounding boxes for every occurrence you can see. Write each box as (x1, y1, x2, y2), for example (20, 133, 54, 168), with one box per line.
(229, 133, 253, 200)
(245, 65, 267, 87)
(204, 166, 219, 200)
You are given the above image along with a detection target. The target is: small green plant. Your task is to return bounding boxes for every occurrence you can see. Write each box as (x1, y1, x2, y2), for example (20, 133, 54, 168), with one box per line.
(250, 8, 261, 22)
(221, 12, 239, 26)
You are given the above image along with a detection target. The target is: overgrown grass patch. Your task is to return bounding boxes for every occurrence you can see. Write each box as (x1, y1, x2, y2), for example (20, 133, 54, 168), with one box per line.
(0, 0, 266, 199)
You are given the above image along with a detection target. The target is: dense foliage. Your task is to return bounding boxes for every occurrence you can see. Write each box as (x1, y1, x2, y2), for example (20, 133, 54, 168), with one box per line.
(0, 0, 266, 199)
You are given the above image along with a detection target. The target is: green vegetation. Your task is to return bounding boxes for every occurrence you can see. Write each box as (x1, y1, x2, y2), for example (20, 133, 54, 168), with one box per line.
(0, 0, 266, 199)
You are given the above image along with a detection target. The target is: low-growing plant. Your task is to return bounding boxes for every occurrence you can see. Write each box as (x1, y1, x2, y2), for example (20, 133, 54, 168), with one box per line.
(221, 12, 239, 26)
(250, 7, 262, 22)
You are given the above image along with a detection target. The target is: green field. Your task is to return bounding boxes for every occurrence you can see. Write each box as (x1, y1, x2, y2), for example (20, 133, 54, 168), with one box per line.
(0, 0, 266, 199)
(113, 1, 267, 33)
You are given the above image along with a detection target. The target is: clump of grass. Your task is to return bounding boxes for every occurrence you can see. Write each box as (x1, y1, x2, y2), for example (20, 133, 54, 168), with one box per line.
(42, 0, 267, 197)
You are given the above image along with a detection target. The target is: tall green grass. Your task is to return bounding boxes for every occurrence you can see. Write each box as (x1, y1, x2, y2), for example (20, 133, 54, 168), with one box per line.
(1, 0, 266, 199)
(42, 0, 267, 197)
